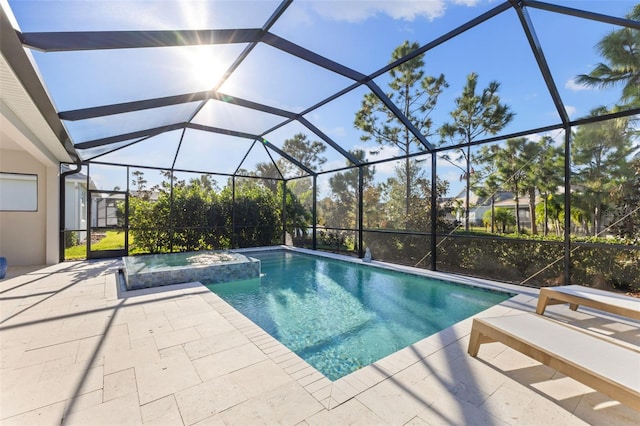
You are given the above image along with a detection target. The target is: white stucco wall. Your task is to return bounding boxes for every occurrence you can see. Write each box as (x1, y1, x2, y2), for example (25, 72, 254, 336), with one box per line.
(0, 148, 59, 266)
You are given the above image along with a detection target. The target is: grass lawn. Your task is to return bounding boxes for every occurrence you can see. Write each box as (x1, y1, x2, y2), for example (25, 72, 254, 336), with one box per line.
(65, 231, 129, 260)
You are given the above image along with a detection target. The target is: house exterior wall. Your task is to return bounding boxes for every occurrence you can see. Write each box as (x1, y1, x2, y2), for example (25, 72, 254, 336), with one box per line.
(0, 148, 58, 266)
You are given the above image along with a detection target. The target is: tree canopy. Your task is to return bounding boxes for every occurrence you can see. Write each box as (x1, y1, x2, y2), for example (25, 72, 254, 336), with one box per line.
(439, 72, 514, 231)
(355, 40, 447, 225)
(576, 4, 640, 108)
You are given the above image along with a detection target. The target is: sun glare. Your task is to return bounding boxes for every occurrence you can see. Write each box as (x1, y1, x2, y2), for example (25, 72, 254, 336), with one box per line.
(183, 47, 226, 90)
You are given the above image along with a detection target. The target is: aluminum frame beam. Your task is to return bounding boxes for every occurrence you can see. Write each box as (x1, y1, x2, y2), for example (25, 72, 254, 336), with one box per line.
(76, 121, 314, 176)
(366, 82, 435, 151)
(524, 0, 640, 29)
(59, 91, 211, 121)
(185, 123, 313, 175)
(1, 6, 77, 160)
(261, 32, 366, 82)
(510, 0, 569, 125)
(19, 28, 264, 52)
(298, 117, 361, 166)
(74, 123, 185, 149)
(59, 90, 296, 121)
(371, 1, 512, 80)
(259, 139, 315, 176)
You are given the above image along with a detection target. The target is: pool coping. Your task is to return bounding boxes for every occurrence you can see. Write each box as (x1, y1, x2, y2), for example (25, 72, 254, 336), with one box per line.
(115, 245, 541, 410)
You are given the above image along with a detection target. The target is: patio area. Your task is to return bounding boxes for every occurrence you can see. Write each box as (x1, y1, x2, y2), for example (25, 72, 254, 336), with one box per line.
(1, 258, 638, 425)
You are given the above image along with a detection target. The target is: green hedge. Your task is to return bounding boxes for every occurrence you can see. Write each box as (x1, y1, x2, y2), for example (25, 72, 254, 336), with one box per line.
(360, 231, 639, 291)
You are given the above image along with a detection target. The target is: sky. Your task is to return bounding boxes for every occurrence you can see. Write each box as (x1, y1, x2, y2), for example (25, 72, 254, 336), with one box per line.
(5, 0, 637, 197)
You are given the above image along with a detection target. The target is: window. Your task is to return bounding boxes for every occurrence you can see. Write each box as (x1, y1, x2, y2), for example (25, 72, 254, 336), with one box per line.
(0, 173, 38, 211)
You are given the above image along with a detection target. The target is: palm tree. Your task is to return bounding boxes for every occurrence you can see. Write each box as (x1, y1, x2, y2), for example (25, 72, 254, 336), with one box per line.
(492, 207, 516, 234)
(492, 138, 536, 233)
(575, 5, 640, 107)
(572, 107, 635, 235)
(472, 144, 501, 233)
(532, 136, 564, 236)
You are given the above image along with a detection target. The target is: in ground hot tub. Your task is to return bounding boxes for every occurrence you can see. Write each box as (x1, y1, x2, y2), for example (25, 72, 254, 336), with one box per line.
(122, 250, 260, 290)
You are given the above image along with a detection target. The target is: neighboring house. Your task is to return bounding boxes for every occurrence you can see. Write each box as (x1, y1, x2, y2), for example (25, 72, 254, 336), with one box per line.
(441, 190, 484, 226)
(443, 190, 533, 229)
(129, 190, 160, 202)
(440, 189, 482, 226)
(62, 165, 92, 242)
(91, 195, 120, 228)
(91, 189, 160, 229)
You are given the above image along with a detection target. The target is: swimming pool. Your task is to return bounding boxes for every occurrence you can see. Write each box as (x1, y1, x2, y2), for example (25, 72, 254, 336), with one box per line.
(206, 250, 510, 380)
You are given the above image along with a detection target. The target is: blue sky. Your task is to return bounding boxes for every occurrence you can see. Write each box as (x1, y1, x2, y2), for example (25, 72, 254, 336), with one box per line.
(5, 0, 636, 196)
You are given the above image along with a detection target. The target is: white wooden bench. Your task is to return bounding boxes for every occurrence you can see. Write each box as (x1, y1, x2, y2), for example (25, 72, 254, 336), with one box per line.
(468, 313, 640, 411)
(536, 285, 640, 320)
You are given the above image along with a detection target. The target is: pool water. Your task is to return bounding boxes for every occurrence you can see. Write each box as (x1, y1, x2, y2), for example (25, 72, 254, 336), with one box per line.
(206, 250, 510, 380)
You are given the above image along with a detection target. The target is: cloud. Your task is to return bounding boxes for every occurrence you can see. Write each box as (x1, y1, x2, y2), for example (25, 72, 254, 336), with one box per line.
(322, 157, 350, 171)
(308, 0, 449, 22)
(565, 78, 591, 92)
(529, 128, 566, 145)
(565, 105, 577, 117)
(326, 126, 347, 139)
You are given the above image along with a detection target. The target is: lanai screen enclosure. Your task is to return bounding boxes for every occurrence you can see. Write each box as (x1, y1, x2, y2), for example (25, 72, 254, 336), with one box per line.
(3, 0, 639, 289)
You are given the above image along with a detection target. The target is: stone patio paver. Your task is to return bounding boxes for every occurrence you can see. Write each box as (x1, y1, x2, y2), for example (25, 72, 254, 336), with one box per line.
(192, 342, 267, 382)
(63, 394, 143, 426)
(154, 326, 201, 350)
(416, 394, 512, 426)
(306, 398, 387, 425)
(219, 381, 323, 426)
(1, 400, 67, 426)
(1, 257, 638, 425)
(228, 359, 294, 399)
(174, 375, 247, 425)
(140, 395, 182, 425)
(136, 346, 202, 405)
(183, 330, 250, 360)
(63, 389, 104, 415)
(104, 368, 138, 401)
(356, 375, 433, 425)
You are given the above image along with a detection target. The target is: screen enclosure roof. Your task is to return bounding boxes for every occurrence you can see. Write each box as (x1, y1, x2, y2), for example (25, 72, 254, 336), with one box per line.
(2, 0, 638, 181)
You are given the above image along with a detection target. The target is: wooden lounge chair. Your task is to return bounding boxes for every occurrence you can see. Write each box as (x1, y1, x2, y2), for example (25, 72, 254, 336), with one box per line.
(536, 285, 640, 320)
(468, 313, 640, 411)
